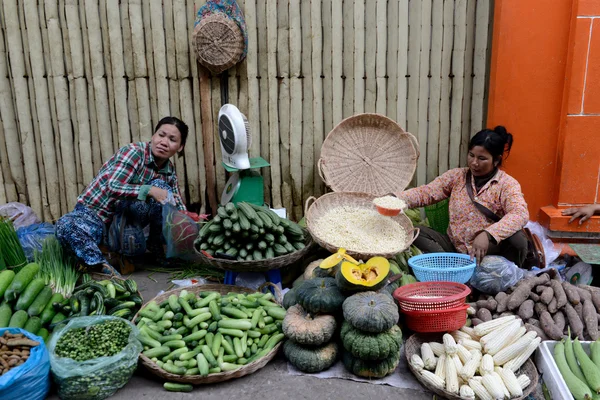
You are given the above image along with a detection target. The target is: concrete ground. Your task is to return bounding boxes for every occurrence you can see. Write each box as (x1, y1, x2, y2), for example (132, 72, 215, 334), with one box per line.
(46, 264, 435, 400)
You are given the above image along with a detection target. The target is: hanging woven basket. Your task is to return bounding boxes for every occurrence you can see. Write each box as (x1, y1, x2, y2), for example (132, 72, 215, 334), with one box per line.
(192, 12, 245, 74)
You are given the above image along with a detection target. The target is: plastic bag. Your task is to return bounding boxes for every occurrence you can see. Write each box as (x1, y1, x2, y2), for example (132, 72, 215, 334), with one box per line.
(48, 316, 142, 400)
(525, 221, 560, 267)
(0, 327, 50, 400)
(16, 223, 55, 261)
(162, 202, 201, 260)
(470, 255, 526, 294)
(0, 202, 40, 229)
(107, 212, 147, 257)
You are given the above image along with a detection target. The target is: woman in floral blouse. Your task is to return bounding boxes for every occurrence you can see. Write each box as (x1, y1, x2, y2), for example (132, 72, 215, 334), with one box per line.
(395, 126, 530, 267)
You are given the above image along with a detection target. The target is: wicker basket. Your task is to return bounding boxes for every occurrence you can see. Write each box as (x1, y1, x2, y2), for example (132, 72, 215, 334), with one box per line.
(193, 229, 315, 272)
(192, 13, 244, 74)
(318, 113, 418, 195)
(304, 192, 418, 260)
(404, 333, 538, 400)
(134, 283, 282, 384)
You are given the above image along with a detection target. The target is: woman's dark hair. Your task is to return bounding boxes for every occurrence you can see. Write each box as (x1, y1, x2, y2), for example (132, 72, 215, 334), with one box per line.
(468, 125, 513, 166)
(154, 116, 189, 148)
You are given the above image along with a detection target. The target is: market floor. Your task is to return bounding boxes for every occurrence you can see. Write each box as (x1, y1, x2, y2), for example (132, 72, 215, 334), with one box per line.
(45, 265, 434, 400)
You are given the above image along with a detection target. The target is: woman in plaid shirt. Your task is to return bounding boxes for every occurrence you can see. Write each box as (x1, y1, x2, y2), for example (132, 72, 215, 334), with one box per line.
(56, 117, 194, 275)
(395, 126, 530, 267)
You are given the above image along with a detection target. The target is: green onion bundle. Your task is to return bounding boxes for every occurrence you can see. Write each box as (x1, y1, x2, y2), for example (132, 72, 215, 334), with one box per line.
(0, 217, 27, 271)
(35, 236, 80, 298)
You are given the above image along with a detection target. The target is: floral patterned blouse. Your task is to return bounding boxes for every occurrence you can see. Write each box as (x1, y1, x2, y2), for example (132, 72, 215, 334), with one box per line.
(394, 168, 529, 254)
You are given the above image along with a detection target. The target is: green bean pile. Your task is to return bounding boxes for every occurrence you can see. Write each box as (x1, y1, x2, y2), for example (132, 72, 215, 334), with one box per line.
(55, 319, 131, 361)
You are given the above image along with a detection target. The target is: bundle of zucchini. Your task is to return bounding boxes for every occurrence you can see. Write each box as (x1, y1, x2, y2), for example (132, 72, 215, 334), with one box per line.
(195, 202, 306, 261)
(136, 289, 286, 382)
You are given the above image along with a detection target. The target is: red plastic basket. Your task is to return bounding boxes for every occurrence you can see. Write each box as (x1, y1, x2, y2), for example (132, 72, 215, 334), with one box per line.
(393, 281, 471, 312)
(402, 304, 470, 333)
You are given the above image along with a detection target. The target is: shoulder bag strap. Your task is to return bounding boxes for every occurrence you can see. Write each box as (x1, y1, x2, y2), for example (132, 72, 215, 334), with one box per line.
(465, 171, 501, 223)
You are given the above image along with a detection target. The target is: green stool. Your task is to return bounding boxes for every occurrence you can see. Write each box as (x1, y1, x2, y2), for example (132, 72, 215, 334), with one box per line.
(424, 199, 450, 234)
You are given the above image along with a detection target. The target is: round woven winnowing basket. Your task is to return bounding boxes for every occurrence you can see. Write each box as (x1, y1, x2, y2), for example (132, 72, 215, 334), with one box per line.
(305, 192, 419, 260)
(318, 113, 418, 195)
(192, 13, 244, 74)
(404, 333, 538, 400)
(134, 283, 283, 384)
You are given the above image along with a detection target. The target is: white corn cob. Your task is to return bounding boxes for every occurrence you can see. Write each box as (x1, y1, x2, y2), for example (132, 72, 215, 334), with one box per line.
(492, 371, 511, 399)
(492, 331, 538, 366)
(474, 315, 516, 336)
(482, 373, 505, 399)
(459, 338, 483, 352)
(460, 326, 480, 340)
(504, 326, 527, 348)
(484, 321, 525, 355)
(480, 354, 495, 376)
(517, 374, 531, 390)
(503, 337, 541, 372)
(471, 376, 483, 383)
(495, 366, 523, 397)
(480, 320, 520, 348)
(459, 384, 476, 399)
(419, 369, 445, 390)
(410, 354, 425, 372)
(445, 351, 459, 394)
(443, 333, 458, 356)
(421, 343, 437, 371)
(429, 341, 445, 357)
(457, 344, 472, 364)
(467, 306, 477, 315)
(451, 329, 473, 343)
(459, 350, 482, 381)
(435, 354, 446, 380)
(468, 378, 493, 400)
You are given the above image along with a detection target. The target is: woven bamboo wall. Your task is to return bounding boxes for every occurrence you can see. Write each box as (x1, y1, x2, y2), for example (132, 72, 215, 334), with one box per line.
(0, 0, 492, 222)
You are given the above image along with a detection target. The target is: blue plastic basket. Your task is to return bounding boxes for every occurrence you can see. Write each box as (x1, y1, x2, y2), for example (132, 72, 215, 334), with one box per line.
(408, 253, 476, 283)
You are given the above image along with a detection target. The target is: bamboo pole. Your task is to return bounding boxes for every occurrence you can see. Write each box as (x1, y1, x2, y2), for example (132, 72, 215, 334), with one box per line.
(449, 0, 467, 170)
(23, 0, 61, 220)
(99, 0, 118, 153)
(121, 0, 141, 144)
(150, 0, 170, 119)
(406, 0, 421, 145)
(245, 0, 260, 158)
(311, 0, 324, 198)
(256, 0, 271, 203)
(277, 0, 292, 214)
(438, 0, 454, 174)
(289, 0, 303, 219)
(142, 0, 158, 124)
(130, 0, 152, 140)
(45, 0, 78, 209)
(342, 0, 354, 119)
(0, 20, 27, 204)
(386, 0, 399, 121)
(211, 76, 225, 200)
(3, 0, 42, 216)
(427, 0, 443, 182)
(0, 117, 17, 203)
(353, 0, 365, 113)
(470, 0, 490, 137)
(375, 0, 387, 115)
(416, 0, 431, 186)
(459, 0, 476, 166)
(331, 0, 343, 126)
(301, 0, 314, 209)
(364, 0, 376, 113)
(164, 0, 181, 121)
(0, 150, 6, 204)
(236, 0, 248, 118)
(396, 0, 409, 129)
(199, 65, 217, 213)
(322, 0, 333, 136)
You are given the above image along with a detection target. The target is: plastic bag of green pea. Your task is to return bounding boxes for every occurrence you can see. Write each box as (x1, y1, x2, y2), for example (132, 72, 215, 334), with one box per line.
(47, 315, 143, 400)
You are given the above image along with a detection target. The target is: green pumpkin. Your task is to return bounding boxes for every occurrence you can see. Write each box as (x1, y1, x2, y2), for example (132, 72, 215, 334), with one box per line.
(342, 351, 400, 378)
(283, 305, 337, 346)
(284, 340, 338, 373)
(295, 278, 346, 314)
(342, 292, 399, 333)
(335, 258, 390, 293)
(283, 288, 298, 310)
(378, 279, 401, 298)
(340, 321, 402, 361)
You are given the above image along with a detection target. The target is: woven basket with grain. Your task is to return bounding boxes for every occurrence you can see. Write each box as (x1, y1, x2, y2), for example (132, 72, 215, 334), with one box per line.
(318, 113, 418, 195)
(192, 13, 244, 74)
(134, 283, 283, 384)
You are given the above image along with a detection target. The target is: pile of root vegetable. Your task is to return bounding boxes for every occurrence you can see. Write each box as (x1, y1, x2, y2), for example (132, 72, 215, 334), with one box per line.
(469, 271, 600, 341)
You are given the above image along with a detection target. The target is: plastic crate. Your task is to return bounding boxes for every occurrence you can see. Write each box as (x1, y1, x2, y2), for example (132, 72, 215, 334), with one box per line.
(408, 253, 476, 284)
(424, 199, 449, 234)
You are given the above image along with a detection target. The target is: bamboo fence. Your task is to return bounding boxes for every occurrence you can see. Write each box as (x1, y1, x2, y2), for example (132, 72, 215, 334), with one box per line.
(0, 0, 493, 222)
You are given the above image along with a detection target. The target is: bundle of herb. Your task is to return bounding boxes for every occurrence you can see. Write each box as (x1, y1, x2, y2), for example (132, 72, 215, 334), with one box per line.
(35, 236, 80, 298)
(0, 217, 27, 271)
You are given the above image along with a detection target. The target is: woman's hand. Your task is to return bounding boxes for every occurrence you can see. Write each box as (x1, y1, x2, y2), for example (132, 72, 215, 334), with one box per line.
(562, 205, 600, 225)
(470, 231, 490, 264)
(148, 187, 171, 204)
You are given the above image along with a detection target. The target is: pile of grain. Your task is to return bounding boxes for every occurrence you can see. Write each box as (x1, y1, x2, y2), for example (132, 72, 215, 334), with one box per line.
(373, 195, 407, 210)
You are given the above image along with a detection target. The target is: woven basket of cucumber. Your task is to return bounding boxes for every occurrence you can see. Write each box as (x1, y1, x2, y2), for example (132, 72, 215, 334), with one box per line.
(193, 202, 315, 272)
(133, 283, 285, 384)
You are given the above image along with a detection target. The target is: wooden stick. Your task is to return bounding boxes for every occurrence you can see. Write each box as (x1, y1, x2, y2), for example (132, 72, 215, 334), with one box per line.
(289, 0, 303, 219)
(322, 0, 333, 136)
(427, 0, 443, 182)
(99, 0, 119, 152)
(311, 0, 324, 198)
(0, 122, 16, 203)
(364, 0, 376, 113)
(449, 0, 467, 170)
(353, 0, 365, 113)
(301, 0, 314, 209)
(256, 0, 271, 203)
(416, 0, 432, 186)
(386, 0, 399, 121)
(459, 0, 476, 166)
(130, 0, 152, 139)
(406, 0, 421, 150)
(438, 0, 455, 174)
(375, 0, 387, 114)
(150, 0, 170, 118)
(277, 0, 292, 214)
(331, 0, 343, 126)
(470, 0, 490, 138)
(244, 0, 260, 158)
(396, 0, 409, 128)
(142, 0, 158, 125)
(211, 76, 225, 201)
(199, 65, 217, 214)
(342, 0, 354, 119)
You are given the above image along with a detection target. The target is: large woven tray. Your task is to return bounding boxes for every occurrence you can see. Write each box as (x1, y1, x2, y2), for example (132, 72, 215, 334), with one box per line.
(305, 192, 418, 260)
(133, 283, 283, 384)
(404, 333, 538, 400)
(193, 229, 315, 272)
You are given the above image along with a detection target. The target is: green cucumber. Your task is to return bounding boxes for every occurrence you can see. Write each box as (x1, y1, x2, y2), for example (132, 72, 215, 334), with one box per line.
(4, 263, 39, 302)
(0, 270, 15, 299)
(164, 382, 193, 392)
(36, 327, 49, 341)
(23, 316, 41, 335)
(15, 278, 46, 311)
(0, 303, 12, 327)
(217, 319, 252, 330)
(27, 286, 53, 316)
(8, 310, 28, 328)
(162, 363, 186, 375)
(266, 306, 286, 320)
(196, 353, 210, 376)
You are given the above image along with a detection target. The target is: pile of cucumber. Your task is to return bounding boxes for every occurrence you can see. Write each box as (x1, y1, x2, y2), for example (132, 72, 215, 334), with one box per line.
(195, 202, 306, 261)
(136, 289, 286, 379)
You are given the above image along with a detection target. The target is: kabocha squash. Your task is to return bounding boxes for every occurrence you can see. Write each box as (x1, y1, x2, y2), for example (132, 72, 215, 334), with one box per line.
(340, 321, 403, 360)
(342, 351, 400, 378)
(283, 288, 298, 310)
(342, 292, 399, 333)
(319, 248, 359, 270)
(283, 304, 337, 346)
(335, 257, 390, 293)
(284, 340, 339, 373)
(304, 259, 327, 280)
(295, 278, 346, 315)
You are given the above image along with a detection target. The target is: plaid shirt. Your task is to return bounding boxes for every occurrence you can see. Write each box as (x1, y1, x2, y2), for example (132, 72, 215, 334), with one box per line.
(396, 168, 529, 254)
(78, 142, 186, 224)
